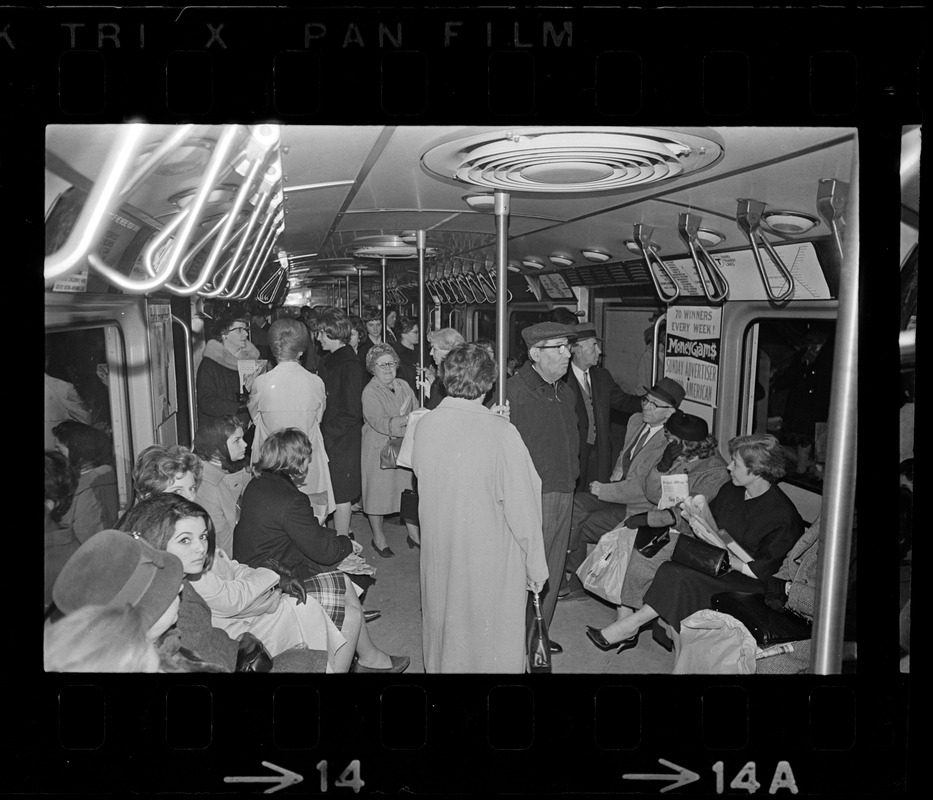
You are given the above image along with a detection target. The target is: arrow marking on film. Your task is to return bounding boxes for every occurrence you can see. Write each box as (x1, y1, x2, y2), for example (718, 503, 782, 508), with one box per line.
(224, 761, 303, 794)
(623, 759, 700, 793)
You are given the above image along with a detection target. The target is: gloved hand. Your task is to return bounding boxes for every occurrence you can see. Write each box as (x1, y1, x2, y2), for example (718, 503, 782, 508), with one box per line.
(656, 440, 684, 473)
(765, 591, 789, 612)
(235, 632, 273, 672)
(279, 575, 307, 605)
(624, 512, 650, 529)
(259, 557, 293, 579)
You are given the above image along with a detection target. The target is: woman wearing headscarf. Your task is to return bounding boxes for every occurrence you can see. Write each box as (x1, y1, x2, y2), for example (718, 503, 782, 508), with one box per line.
(412, 343, 548, 672)
(248, 318, 336, 522)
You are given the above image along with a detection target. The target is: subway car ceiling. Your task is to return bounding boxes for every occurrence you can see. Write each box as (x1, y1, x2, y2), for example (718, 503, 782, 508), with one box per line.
(44, 125, 855, 304)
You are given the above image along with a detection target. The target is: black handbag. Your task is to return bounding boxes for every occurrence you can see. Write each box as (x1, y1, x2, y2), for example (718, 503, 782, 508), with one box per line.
(379, 437, 403, 469)
(633, 525, 671, 558)
(526, 591, 552, 674)
(711, 591, 812, 647)
(671, 534, 731, 578)
(399, 488, 419, 526)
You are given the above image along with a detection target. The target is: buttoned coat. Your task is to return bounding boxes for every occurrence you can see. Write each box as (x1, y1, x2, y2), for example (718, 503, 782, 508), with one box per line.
(597, 412, 670, 513)
(360, 377, 418, 513)
(562, 366, 641, 483)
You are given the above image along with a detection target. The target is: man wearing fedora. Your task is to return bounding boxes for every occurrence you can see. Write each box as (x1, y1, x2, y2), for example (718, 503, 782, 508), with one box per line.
(506, 321, 580, 652)
(562, 376, 685, 598)
(563, 323, 642, 490)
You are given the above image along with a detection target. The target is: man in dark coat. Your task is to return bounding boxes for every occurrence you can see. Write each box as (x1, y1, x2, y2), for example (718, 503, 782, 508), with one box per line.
(562, 323, 642, 489)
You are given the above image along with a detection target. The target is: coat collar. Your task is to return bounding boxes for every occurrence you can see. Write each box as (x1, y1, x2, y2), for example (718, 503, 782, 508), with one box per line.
(202, 338, 260, 370)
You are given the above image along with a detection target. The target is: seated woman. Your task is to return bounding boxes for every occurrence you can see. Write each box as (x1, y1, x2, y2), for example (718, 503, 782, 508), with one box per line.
(133, 443, 202, 502)
(44, 450, 81, 612)
(234, 427, 408, 673)
(587, 433, 804, 653)
(583, 413, 730, 636)
(52, 419, 119, 543)
(249, 318, 336, 522)
(123, 493, 352, 673)
(49, 528, 193, 671)
(361, 343, 421, 555)
(192, 416, 252, 556)
(417, 328, 465, 410)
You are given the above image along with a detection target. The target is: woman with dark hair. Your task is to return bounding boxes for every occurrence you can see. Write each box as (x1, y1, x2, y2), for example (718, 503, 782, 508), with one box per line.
(384, 307, 399, 344)
(417, 327, 465, 410)
(357, 305, 383, 367)
(125, 493, 351, 672)
(412, 343, 548, 672)
(249, 317, 335, 521)
(585, 433, 804, 654)
(52, 419, 119, 543)
(44, 450, 81, 610)
(192, 416, 251, 556)
(196, 309, 262, 429)
(317, 309, 364, 538)
(234, 428, 409, 673)
(392, 315, 421, 394)
(361, 343, 421, 556)
(347, 315, 371, 384)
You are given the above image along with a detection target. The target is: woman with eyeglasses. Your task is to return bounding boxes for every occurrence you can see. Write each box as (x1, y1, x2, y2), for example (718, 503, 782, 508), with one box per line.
(361, 343, 421, 557)
(196, 310, 262, 430)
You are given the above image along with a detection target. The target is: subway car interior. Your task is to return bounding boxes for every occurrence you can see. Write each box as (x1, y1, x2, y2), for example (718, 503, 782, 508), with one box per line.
(44, 123, 872, 674)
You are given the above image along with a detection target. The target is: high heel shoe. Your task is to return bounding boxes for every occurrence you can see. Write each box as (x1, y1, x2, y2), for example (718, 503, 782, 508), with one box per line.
(406, 536, 420, 550)
(585, 624, 640, 654)
(371, 539, 395, 558)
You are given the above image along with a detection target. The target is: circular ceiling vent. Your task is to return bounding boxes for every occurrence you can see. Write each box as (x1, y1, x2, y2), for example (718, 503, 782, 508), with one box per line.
(345, 234, 442, 260)
(421, 127, 725, 193)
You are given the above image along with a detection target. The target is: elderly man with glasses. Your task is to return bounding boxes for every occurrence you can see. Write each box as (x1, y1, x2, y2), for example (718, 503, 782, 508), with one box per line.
(505, 321, 580, 653)
(561, 377, 685, 600)
(196, 310, 262, 431)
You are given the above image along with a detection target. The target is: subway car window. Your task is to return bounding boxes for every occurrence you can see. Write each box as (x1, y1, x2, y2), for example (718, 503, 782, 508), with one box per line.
(745, 319, 836, 493)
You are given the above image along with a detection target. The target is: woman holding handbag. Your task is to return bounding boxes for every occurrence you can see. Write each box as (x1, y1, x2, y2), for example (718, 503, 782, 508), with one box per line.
(586, 434, 803, 654)
(361, 343, 421, 557)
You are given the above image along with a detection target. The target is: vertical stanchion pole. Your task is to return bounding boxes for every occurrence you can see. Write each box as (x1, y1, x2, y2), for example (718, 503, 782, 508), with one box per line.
(357, 268, 364, 318)
(417, 230, 427, 405)
(381, 257, 388, 338)
(345, 276, 350, 310)
(494, 191, 510, 405)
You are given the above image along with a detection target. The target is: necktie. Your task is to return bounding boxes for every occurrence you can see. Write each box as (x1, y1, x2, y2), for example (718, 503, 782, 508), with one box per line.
(582, 371, 591, 396)
(631, 425, 650, 456)
(615, 425, 651, 480)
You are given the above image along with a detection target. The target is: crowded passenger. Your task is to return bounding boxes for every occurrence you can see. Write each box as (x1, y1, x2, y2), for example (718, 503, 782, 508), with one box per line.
(384, 307, 399, 345)
(417, 327, 465, 410)
(192, 416, 252, 556)
(234, 428, 409, 673)
(413, 343, 548, 672)
(196, 309, 262, 430)
(45, 348, 93, 449)
(132, 443, 202, 502)
(564, 377, 684, 596)
(123, 493, 348, 672)
(44, 450, 80, 612)
(347, 315, 372, 383)
(506, 321, 580, 653)
(360, 343, 421, 555)
(586, 434, 804, 653)
(358, 305, 383, 367)
(51, 419, 120, 543)
(392, 316, 421, 395)
(249, 317, 336, 522)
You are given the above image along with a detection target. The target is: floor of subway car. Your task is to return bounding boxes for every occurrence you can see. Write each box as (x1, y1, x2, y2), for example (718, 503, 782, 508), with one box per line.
(349, 513, 676, 675)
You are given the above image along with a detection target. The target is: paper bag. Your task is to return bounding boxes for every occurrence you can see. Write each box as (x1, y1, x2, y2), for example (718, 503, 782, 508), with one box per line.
(395, 407, 430, 469)
(673, 609, 758, 674)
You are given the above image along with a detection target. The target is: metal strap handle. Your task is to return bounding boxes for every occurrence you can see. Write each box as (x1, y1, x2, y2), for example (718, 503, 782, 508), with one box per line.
(736, 198, 795, 303)
(816, 179, 848, 262)
(677, 213, 729, 303)
(256, 265, 288, 304)
(486, 268, 512, 302)
(475, 266, 499, 303)
(633, 223, 680, 304)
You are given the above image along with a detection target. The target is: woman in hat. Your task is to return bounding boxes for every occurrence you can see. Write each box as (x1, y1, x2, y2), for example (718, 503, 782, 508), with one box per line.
(123, 493, 354, 673)
(585, 433, 804, 654)
(417, 327, 465, 410)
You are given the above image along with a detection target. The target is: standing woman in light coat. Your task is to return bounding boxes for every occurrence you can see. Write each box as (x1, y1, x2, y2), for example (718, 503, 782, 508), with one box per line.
(249, 318, 336, 522)
(361, 343, 420, 557)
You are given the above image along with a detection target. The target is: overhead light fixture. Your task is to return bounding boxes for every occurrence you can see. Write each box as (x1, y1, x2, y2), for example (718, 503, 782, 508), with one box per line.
(761, 210, 820, 235)
(346, 234, 441, 259)
(522, 256, 546, 270)
(169, 184, 238, 209)
(696, 227, 725, 247)
(463, 193, 496, 210)
(581, 248, 611, 263)
(549, 252, 575, 268)
(624, 239, 661, 254)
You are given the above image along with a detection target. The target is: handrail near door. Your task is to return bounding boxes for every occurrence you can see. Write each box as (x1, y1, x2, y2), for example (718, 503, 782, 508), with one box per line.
(171, 314, 196, 446)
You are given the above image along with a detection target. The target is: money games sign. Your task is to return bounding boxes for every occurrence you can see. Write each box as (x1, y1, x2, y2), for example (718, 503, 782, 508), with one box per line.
(664, 306, 722, 408)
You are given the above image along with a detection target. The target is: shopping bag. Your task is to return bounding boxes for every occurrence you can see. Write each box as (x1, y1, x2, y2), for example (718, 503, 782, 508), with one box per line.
(526, 591, 552, 673)
(396, 407, 430, 469)
(673, 609, 758, 674)
(575, 525, 636, 605)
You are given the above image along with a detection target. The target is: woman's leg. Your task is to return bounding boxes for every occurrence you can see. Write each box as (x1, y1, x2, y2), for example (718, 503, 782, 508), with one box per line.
(613, 604, 635, 623)
(332, 502, 352, 538)
(367, 513, 388, 550)
(601, 604, 658, 643)
(333, 604, 361, 673)
(405, 522, 420, 545)
(342, 579, 392, 669)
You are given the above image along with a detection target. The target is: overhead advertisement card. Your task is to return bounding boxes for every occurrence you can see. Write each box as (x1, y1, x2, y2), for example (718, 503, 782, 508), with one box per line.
(664, 306, 722, 408)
